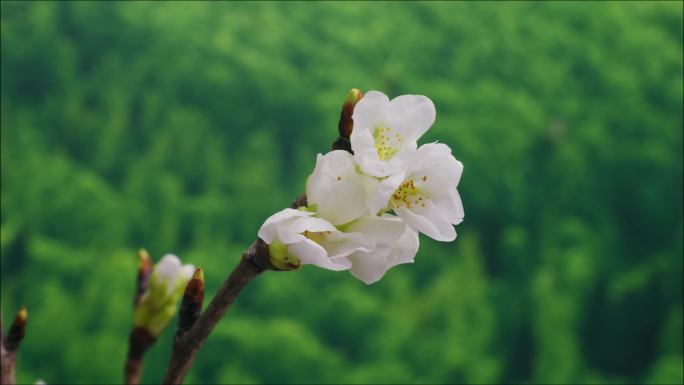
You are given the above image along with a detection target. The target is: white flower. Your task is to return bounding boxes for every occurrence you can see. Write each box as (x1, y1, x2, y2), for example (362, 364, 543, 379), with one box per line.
(350, 90, 436, 178)
(306, 150, 377, 225)
(344, 215, 420, 285)
(258, 208, 373, 271)
(150, 254, 195, 296)
(381, 143, 464, 242)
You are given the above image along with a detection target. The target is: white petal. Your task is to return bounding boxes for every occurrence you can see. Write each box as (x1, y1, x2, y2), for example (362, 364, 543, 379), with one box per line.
(432, 189, 464, 226)
(305, 153, 328, 202)
(348, 244, 392, 285)
(407, 146, 464, 199)
(416, 142, 452, 157)
(289, 216, 338, 234)
(345, 214, 406, 244)
(386, 94, 436, 140)
(351, 126, 392, 177)
(307, 151, 370, 225)
(396, 201, 456, 242)
(347, 219, 419, 284)
(351, 90, 389, 130)
(389, 228, 419, 266)
(155, 254, 182, 278)
(258, 208, 313, 244)
(319, 231, 373, 260)
(321, 180, 369, 225)
(288, 239, 349, 271)
(154, 254, 185, 294)
(275, 222, 307, 244)
(179, 264, 196, 283)
(421, 155, 463, 192)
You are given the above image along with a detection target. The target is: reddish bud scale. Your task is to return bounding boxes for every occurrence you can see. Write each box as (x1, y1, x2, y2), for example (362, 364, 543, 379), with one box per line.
(338, 89, 363, 139)
(4, 307, 27, 352)
(135, 249, 153, 307)
(338, 102, 356, 139)
(177, 269, 205, 335)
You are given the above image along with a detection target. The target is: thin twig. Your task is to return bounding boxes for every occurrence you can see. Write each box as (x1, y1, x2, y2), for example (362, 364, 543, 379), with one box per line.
(161, 240, 270, 384)
(124, 327, 156, 385)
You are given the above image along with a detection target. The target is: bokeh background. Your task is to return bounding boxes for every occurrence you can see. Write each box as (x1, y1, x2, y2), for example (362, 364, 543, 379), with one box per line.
(1, 1, 682, 384)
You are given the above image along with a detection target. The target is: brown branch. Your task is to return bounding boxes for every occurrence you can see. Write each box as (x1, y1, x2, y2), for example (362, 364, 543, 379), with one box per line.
(124, 327, 156, 385)
(160, 88, 364, 384)
(161, 240, 271, 384)
(0, 346, 14, 385)
(1, 307, 27, 385)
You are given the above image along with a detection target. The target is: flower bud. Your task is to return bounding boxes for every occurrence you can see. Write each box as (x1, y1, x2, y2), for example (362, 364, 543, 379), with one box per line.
(177, 268, 205, 336)
(5, 306, 27, 351)
(339, 88, 363, 137)
(267, 242, 301, 271)
(134, 249, 153, 306)
(133, 254, 194, 336)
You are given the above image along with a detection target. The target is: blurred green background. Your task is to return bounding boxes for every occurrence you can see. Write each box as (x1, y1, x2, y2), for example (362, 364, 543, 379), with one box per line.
(1, 1, 682, 384)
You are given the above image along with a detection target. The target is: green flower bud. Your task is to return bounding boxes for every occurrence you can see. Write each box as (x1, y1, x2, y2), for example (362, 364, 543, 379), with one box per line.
(268, 242, 301, 271)
(133, 254, 194, 336)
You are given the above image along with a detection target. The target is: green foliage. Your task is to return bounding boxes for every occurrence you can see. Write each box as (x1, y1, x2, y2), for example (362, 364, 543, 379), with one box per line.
(1, 1, 682, 384)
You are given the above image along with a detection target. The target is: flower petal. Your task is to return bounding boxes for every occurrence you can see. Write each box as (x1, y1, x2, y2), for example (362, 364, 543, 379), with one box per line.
(408, 143, 462, 190)
(390, 228, 420, 266)
(396, 200, 456, 242)
(258, 208, 313, 244)
(288, 239, 349, 271)
(348, 244, 392, 285)
(432, 189, 464, 226)
(348, 225, 419, 284)
(275, 222, 307, 244)
(289, 216, 338, 234)
(179, 264, 196, 282)
(351, 90, 389, 130)
(307, 151, 370, 224)
(345, 214, 406, 243)
(319, 231, 373, 260)
(386, 94, 436, 140)
(351, 126, 393, 177)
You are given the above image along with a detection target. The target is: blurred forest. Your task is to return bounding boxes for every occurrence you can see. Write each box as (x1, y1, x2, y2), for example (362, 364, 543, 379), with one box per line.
(1, 1, 682, 384)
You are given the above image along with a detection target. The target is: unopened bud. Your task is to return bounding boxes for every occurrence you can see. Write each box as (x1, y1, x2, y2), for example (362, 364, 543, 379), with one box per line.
(337, 88, 363, 140)
(5, 306, 27, 351)
(134, 254, 194, 336)
(177, 268, 205, 335)
(135, 249, 154, 306)
(267, 242, 301, 271)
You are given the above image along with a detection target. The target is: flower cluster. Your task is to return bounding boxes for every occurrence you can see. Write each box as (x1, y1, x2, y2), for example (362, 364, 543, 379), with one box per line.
(259, 90, 464, 284)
